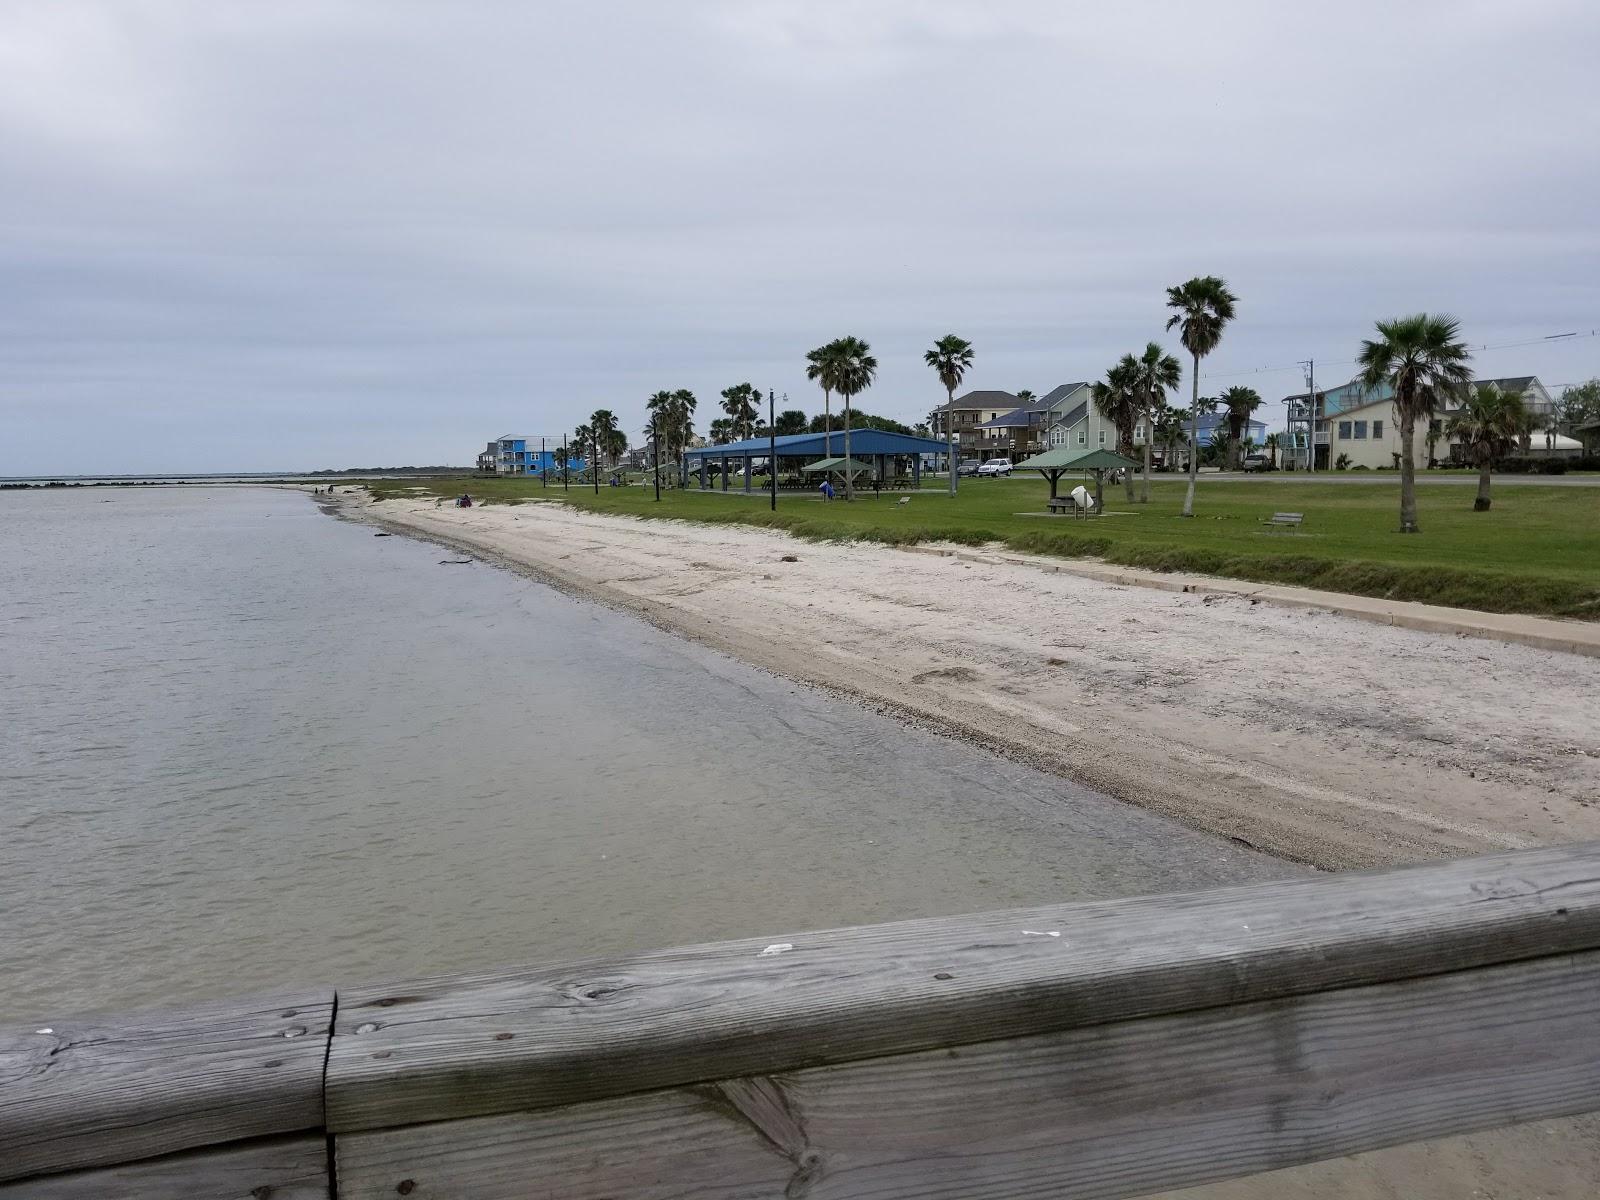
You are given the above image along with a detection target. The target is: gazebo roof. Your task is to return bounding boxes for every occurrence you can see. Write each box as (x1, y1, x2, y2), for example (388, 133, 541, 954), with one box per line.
(1015, 447, 1140, 471)
(801, 457, 876, 474)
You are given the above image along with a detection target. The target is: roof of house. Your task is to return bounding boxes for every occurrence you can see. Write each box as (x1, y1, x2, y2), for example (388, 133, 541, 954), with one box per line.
(931, 389, 1020, 412)
(1052, 401, 1089, 428)
(683, 428, 949, 458)
(1037, 382, 1090, 408)
(977, 408, 1036, 429)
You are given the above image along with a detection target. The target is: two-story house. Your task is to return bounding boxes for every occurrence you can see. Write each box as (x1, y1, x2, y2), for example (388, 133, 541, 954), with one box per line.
(929, 390, 1020, 461)
(1283, 376, 1557, 470)
(492, 435, 581, 476)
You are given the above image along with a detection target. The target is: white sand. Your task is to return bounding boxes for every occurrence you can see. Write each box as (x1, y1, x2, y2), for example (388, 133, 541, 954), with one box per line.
(333, 490, 1600, 1199)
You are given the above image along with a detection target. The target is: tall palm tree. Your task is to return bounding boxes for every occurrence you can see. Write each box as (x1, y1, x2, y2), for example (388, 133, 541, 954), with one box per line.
(1356, 314, 1473, 533)
(1165, 276, 1238, 516)
(1446, 384, 1529, 512)
(719, 382, 761, 442)
(1093, 359, 1140, 502)
(924, 334, 975, 497)
(1217, 386, 1263, 470)
(708, 417, 733, 444)
(1126, 342, 1182, 502)
(831, 335, 878, 500)
(1015, 389, 1036, 405)
(805, 342, 844, 458)
(1156, 403, 1187, 470)
(1262, 432, 1282, 470)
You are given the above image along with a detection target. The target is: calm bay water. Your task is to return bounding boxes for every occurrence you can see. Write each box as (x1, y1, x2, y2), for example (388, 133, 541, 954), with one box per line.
(0, 487, 1298, 1018)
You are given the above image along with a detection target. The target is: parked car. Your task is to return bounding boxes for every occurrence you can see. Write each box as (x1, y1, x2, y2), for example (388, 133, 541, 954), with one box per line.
(1241, 454, 1271, 473)
(957, 458, 981, 477)
(977, 458, 1013, 477)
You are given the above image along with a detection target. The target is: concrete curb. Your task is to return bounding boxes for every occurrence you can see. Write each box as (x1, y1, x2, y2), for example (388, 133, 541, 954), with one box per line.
(898, 545, 1600, 660)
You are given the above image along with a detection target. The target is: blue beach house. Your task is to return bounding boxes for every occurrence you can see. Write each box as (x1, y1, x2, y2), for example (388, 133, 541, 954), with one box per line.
(494, 435, 583, 476)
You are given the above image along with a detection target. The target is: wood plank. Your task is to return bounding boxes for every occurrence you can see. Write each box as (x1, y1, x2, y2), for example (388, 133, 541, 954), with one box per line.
(334, 950, 1600, 1200)
(326, 841, 1600, 1131)
(0, 1134, 328, 1200)
(0, 989, 333, 1184)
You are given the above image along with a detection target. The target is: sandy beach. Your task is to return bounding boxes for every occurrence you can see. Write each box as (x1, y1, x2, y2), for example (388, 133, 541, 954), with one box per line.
(326, 489, 1600, 1199)
(338, 490, 1600, 871)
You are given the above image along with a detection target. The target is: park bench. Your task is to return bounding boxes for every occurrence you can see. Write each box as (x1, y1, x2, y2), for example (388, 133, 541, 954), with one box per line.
(1263, 511, 1304, 530)
(1048, 493, 1097, 518)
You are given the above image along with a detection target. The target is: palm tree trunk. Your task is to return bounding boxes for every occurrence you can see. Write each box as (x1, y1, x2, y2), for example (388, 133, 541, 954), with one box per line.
(1181, 353, 1200, 516)
(1140, 406, 1152, 502)
(842, 399, 853, 502)
(1475, 458, 1492, 512)
(1122, 423, 1135, 503)
(1398, 414, 1420, 533)
(946, 385, 957, 497)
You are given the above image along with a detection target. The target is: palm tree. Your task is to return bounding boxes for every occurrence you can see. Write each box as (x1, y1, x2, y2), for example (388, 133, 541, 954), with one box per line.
(1356, 314, 1473, 533)
(1093, 360, 1140, 502)
(647, 389, 698, 483)
(1446, 384, 1529, 512)
(1126, 342, 1182, 501)
(831, 335, 878, 500)
(1156, 403, 1188, 471)
(1219, 386, 1263, 470)
(1262, 432, 1282, 470)
(719, 383, 761, 442)
(1015, 389, 1036, 405)
(1165, 276, 1238, 516)
(708, 417, 733, 444)
(924, 334, 975, 497)
(805, 342, 844, 458)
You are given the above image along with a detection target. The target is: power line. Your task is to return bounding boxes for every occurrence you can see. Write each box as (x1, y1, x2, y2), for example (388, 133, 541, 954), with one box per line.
(1202, 327, 1599, 383)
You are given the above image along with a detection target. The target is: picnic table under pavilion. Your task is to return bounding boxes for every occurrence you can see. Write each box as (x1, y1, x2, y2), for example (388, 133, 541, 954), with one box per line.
(1014, 447, 1141, 513)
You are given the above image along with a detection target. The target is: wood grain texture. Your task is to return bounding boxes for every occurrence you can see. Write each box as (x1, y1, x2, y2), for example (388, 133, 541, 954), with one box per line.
(325, 841, 1600, 1131)
(333, 950, 1600, 1200)
(0, 1134, 328, 1200)
(0, 989, 333, 1184)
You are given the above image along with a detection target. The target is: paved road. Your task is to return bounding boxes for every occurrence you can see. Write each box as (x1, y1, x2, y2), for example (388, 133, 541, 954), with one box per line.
(1200, 471, 1600, 487)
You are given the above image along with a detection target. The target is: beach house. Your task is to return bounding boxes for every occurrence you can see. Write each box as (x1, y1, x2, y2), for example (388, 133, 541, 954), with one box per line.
(491, 435, 579, 476)
(1282, 376, 1559, 470)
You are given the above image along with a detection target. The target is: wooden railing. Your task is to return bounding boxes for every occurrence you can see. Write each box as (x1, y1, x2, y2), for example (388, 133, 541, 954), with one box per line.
(5, 842, 1600, 1198)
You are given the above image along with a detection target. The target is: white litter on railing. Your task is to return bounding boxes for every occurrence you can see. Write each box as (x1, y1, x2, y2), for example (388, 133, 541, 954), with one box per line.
(1021, 930, 1062, 938)
(759, 943, 795, 957)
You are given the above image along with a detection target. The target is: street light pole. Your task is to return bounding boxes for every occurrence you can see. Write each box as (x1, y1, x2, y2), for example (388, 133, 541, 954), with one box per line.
(562, 434, 569, 491)
(592, 427, 600, 496)
(652, 413, 661, 502)
(768, 389, 777, 512)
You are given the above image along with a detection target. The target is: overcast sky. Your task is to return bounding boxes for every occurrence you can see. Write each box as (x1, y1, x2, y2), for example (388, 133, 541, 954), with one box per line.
(3, 0, 1598, 473)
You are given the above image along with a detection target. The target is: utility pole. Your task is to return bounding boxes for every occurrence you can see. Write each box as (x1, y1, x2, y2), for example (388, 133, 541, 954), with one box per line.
(768, 389, 778, 512)
(541, 436, 547, 489)
(652, 413, 661, 502)
(592, 427, 600, 495)
(562, 434, 569, 491)
(1306, 359, 1316, 473)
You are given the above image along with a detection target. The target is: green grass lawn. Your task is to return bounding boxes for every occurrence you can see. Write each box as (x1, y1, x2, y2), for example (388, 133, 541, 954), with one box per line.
(372, 475, 1600, 618)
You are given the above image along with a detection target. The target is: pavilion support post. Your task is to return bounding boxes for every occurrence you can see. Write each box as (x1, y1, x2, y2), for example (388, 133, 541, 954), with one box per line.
(721, 457, 728, 492)
(1094, 469, 1104, 513)
(744, 454, 752, 493)
(914, 455, 922, 488)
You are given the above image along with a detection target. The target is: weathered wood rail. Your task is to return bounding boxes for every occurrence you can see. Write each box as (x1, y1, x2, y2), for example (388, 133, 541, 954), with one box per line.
(5, 842, 1600, 1198)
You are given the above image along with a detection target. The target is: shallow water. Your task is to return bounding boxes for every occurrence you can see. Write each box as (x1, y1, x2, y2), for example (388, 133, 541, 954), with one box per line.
(0, 486, 1299, 1018)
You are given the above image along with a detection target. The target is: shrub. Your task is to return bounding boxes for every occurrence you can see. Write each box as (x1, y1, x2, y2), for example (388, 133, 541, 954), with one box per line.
(1335, 453, 1351, 470)
(1351, 464, 1371, 471)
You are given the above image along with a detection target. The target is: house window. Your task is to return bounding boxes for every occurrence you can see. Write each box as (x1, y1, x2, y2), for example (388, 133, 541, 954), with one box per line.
(1338, 421, 1352, 439)
(1098, 430, 1107, 445)
(1372, 420, 1384, 438)
(1135, 424, 1144, 440)
(1353, 421, 1367, 439)
(1077, 429, 1086, 445)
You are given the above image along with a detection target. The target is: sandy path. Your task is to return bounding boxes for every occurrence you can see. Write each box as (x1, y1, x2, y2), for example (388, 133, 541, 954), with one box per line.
(346, 492, 1600, 871)
(333, 492, 1600, 1200)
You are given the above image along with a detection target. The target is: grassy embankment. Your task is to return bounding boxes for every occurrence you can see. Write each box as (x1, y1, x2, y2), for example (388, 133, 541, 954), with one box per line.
(369, 475, 1600, 618)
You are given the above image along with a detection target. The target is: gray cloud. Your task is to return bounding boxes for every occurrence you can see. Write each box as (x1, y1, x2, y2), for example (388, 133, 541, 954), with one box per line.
(2, 0, 1597, 472)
